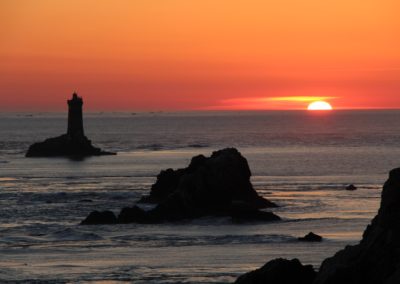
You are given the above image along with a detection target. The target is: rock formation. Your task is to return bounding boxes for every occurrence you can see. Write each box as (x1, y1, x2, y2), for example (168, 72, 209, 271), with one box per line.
(315, 168, 400, 284)
(26, 93, 115, 157)
(235, 258, 316, 284)
(81, 148, 280, 224)
(235, 168, 400, 284)
(346, 184, 357, 191)
(298, 232, 323, 242)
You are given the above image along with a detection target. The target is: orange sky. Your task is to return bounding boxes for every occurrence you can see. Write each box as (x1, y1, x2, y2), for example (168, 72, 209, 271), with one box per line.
(1, 0, 399, 111)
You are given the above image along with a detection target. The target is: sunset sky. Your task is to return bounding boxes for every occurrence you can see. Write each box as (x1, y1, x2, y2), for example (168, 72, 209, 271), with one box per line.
(1, 0, 399, 111)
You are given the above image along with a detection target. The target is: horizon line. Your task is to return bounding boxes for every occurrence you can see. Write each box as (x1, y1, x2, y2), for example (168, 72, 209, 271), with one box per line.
(3, 107, 400, 113)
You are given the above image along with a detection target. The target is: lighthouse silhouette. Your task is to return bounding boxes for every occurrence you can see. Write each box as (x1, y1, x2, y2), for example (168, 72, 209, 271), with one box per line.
(26, 92, 115, 157)
(67, 92, 84, 137)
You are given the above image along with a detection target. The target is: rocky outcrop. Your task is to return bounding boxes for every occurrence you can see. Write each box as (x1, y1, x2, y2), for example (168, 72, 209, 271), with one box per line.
(314, 168, 400, 284)
(298, 232, 323, 242)
(235, 168, 400, 284)
(26, 134, 114, 157)
(81, 148, 279, 224)
(235, 258, 316, 284)
(140, 148, 277, 209)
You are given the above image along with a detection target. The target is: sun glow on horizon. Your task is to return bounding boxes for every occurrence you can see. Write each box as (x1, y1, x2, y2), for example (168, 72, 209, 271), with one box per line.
(307, 101, 333, 111)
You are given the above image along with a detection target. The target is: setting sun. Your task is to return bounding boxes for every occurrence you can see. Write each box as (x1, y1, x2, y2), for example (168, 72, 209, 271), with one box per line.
(307, 101, 333, 111)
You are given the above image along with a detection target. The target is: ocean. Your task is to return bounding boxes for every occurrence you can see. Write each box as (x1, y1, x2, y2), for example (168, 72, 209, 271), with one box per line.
(1, 110, 399, 283)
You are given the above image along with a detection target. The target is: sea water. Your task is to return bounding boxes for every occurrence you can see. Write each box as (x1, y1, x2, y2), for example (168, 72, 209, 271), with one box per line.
(1, 110, 399, 283)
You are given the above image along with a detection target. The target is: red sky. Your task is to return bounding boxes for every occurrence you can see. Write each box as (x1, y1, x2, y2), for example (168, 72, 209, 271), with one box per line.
(1, 0, 399, 111)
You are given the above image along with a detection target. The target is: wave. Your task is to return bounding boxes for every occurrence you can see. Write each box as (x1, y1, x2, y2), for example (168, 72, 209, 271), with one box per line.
(48, 228, 103, 241)
(135, 143, 210, 151)
(282, 217, 372, 223)
(111, 233, 297, 247)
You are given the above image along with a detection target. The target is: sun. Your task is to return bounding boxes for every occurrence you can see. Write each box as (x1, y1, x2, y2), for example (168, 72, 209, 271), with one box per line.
(307, 101, 333, 111)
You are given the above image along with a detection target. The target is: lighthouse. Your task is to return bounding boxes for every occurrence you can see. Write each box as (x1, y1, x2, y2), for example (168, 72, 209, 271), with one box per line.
(67, 92, 84, 137)
(26, 92, 115, 157)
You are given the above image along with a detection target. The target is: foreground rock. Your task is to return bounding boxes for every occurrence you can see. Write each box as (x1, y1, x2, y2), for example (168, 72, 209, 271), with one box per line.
(82, 148, 279, 224)
(26, 93, 115, 158)
(298, 232, 323, 242)
(235, 168, 400, 284)
(315, 168, 400, 284)
(235, 258, 316, 284)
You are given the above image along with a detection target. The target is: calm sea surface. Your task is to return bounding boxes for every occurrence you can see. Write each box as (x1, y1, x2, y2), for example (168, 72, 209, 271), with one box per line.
(1, 110, 399, 283)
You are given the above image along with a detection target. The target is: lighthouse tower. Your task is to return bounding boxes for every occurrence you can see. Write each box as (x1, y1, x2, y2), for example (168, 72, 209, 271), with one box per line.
(67, 92, 84, 137)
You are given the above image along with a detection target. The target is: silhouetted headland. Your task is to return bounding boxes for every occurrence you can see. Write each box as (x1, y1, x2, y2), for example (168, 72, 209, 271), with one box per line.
(235, 168, 400, 284)
(81, 148, 279, 225)
(26, 93, 115, 158)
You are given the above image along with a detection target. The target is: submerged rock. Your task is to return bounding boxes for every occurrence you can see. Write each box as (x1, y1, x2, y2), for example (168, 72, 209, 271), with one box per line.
(82, 148, 279, 224)
(235, 258, 316, 284)
(26, 93, 115, 158)
(346, 184, 357, 191)
(298, 232, 323, 242)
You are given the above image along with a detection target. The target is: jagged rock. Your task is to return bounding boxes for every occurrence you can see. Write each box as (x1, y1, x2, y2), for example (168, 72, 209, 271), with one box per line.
(346, 184, 357, 191)
(80, 210, 117, 225)
(140, 148, 277, 209)
(138, 148, 278, 222)
(235, 258, 316, 284)
(314, 168, 400, 284)
(26, 93, 115, 157)
(82, 148, 279, 224)
(298, 232, 323, 242)
(138, 168, 184, 203)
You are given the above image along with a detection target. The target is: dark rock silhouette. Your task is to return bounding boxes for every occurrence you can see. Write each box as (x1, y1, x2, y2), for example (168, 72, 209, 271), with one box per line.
(235, 168, 400, 284)
(139, 148, 277, 209)
(346, 184, 357, 191)
(26, 93, 115, 157)
(315, 168, 400, 284)
(81, 148, 279, 225)
(117, 206, 154, 224)
(234, 258, 316, 284)
(298, 232, 323, 242)
(81, 210, 117, 225)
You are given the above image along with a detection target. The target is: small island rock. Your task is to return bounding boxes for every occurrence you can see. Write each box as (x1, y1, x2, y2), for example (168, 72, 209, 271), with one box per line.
(346, 184, 357, 191)
(298, 232, 323, 242)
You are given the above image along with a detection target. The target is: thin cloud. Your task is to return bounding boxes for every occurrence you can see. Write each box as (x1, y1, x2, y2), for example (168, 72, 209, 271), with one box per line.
(205, 96, 339, 110)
